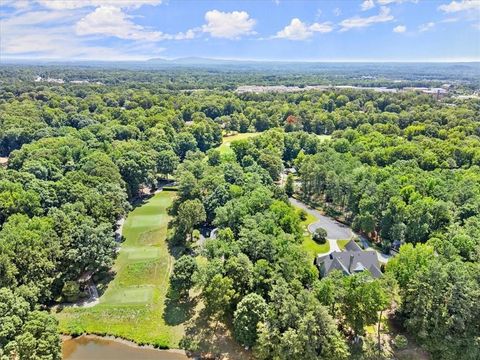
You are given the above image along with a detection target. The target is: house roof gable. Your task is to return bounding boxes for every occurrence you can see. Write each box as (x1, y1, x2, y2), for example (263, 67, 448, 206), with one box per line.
(344, 239, 362, 252)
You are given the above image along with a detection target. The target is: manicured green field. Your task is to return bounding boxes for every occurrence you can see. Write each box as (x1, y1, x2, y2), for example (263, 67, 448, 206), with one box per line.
(218, 132, 261, 156)
(56, 191, 184, 348)
(297, 210, 330, 258)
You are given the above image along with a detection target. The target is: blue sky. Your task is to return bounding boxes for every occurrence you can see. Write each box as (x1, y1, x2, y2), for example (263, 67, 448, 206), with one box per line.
(1, 0, 479, 61)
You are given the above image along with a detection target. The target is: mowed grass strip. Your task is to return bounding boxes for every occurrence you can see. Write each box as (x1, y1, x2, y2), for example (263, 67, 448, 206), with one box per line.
(56, 191, 184, 348)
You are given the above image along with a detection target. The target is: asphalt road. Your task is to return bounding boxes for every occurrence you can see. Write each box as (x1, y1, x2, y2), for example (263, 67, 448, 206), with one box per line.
(289, 197, 353, 240)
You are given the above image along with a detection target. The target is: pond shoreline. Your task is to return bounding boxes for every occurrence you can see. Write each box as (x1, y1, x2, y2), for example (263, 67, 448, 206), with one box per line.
(62, 334, 190, 359)
(61, 334, 186, 354)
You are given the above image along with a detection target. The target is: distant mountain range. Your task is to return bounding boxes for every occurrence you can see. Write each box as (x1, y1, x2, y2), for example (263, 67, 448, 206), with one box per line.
(1, 58, 479, 83)
(3, 56, 479, 66)
(147, 57, 245, 64)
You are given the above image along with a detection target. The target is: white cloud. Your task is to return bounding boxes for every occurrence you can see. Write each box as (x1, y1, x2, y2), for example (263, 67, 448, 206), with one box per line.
(75, 6, 195, 41)
(339, 6, 394, 31)
(0, 0, 191, 60)
(36, 0, 163, 10)
(2, 0, 31, 9)
(275, 18, 333, 40)
(172, 29, 197, 40)
(0, 9, 76, 27)
(0, 10, 164, 60)
(310, 22, 334, 33)
(418, 22, 435, 32)
(377, 0, 418, 4)
(333, 7, 342, 16)
(361, 0, 376, 11)
(202, 10, 256, 39)
(440, 17, 460, 22)
(75, 6, 163, 41)
(438, 0, 480, 13)
(393, 24, 407, 32)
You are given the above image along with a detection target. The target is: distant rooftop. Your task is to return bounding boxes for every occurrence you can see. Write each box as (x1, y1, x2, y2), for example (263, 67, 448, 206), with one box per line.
(0, 157, 8, 167)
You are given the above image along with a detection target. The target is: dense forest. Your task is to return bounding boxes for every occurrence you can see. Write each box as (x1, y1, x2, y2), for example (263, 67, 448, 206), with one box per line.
(0, 65, 479, 359)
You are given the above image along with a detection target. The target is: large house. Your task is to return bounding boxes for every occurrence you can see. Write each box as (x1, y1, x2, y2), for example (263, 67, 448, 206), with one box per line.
(315, 239, 382, 279)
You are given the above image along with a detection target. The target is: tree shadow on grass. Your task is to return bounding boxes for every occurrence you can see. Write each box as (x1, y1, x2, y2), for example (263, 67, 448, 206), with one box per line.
(93, 269, 116, 297)
(166, 223, 193, 261)
(179, 307, 251, 360)
(163, 288, 197, 326)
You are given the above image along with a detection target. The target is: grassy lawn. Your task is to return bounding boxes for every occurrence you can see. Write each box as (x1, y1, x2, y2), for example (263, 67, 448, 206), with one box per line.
(337, 239, 350, 250)
(56, 191, 184, 348)
(317, 134, 332, 142)
(218, 132, 261, 156)
(296, 210, 330, 258)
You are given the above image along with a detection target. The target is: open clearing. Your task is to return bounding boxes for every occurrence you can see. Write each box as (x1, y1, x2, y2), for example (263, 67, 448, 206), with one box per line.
(317, 134, 332, 142)
(56, 191, 183, 348)
(218, 132, 261, 156)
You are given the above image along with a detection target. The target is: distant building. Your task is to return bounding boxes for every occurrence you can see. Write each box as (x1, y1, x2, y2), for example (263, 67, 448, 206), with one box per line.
(34, 76, 65, 84)
(315, 239, 382, 278)
(403, 87, 448, 100)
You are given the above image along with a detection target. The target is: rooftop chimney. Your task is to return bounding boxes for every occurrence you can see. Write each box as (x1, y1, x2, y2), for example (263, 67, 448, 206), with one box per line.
(348, 254, 354, 274)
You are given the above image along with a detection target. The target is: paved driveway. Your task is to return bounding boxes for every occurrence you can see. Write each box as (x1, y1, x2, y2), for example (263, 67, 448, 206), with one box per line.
(290, 197, 391, 262)
(290, 197, 353, 240)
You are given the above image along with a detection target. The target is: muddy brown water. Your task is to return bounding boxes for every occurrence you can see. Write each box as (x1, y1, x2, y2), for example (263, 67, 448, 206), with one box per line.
(62, 335, 190, 360)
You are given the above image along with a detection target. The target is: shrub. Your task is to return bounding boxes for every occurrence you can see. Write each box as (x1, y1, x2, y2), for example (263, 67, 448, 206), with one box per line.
(313, 228, 328, 244)
(298, 209, 308, 221)
(393, 335, 408, 350)
(62, 281, 80, 302)
(192, 229, 201, 241)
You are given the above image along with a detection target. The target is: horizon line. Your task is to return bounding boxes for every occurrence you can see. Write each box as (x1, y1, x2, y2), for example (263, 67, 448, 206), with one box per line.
(1, 56, 479, 64)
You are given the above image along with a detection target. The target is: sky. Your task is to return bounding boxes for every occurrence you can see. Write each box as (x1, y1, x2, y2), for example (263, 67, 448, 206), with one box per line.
(1, 0, 479, 62)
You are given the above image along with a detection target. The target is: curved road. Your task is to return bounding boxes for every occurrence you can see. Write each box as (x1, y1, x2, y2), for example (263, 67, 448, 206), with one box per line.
(290, 197, 353, 254)
(290, 197, 353, 240)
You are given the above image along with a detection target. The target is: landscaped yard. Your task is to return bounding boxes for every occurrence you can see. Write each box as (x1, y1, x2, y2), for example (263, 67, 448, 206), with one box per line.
(56, 191, 184, 348)
(297, 209, 330, 258)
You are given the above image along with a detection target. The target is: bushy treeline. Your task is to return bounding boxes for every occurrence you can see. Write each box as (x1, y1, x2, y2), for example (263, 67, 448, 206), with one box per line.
(0, 76, 230, 359)
(168, 150, 350, 359)
(2, 63, 479, 89)
(231, 121, 480, 358)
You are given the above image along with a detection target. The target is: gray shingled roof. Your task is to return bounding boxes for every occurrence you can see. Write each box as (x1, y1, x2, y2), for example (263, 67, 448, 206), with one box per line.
(316, 249, 382, 278)
(344, 239, 362, 252)
(327, 257, 350, 275)
(368, 264, 383, 278)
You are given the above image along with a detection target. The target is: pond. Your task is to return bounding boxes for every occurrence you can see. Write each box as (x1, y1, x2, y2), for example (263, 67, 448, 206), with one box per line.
(62, 335, 190, 360)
